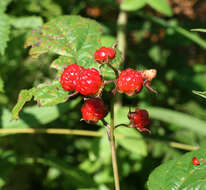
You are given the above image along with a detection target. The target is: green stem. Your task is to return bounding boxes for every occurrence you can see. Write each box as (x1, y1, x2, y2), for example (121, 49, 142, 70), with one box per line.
(109, 98, 120, 190)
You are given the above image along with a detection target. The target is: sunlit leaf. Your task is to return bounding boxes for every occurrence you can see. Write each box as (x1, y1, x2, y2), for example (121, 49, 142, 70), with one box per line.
(121, 0, 146, 11)
(147, 0, 173, 16)
(148, 148, 206, 190)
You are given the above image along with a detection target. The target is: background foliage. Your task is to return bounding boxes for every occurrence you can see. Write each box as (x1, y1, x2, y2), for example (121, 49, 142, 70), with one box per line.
(1, 0, 206, 189)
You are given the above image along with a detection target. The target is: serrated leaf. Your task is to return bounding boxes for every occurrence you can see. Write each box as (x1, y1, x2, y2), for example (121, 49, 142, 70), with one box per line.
(12, 80, 69, 120)
(0, 12, 10, 55)
(0, 76, 4, 93)
(26, 15, 122, 79)
(33, 80, 68, 107)
(10, 16, 43, 29)
(25, 15, 103, 58)
(192, 90, 206, 99)
(191, 29, 206, 33)
(12, 89, 33, 120)
(121, 0, 146, 11)
(147, 148, 206, 190)
(147, 0, 173, 16)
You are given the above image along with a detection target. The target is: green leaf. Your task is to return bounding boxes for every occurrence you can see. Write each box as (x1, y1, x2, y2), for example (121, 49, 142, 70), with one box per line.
(12, 89, 33, 120)
(120, 0, 146, 11)
(147, 0, 173, 16)
(116, 127, 147, 156)
(25, 15, 103, 58)
(10, 16, 43, 29)
(2, 98, 80, 129)
(0, 76, 4, 93)
(26, 15, 122, 79)
(32, 80, 68, 107)
(0, 0, 12, 13)
(147, 148, 206, 190)
(0, 12, 10, 55)
(12, 80, 68, 120)
(192, 90, 206, 99)
(145, 106, 206, 135)
(191, 29, 206, 33)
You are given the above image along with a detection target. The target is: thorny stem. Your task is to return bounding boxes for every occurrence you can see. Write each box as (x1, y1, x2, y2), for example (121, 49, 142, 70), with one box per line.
(109, 97, 120, 190)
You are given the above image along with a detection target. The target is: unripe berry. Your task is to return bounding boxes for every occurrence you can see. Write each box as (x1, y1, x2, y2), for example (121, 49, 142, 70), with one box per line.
(128, 109, 152, 133)
(60, 64, 83, 91)
(94, 46, 116, 64)
(81, 98, 106, 124)
(76, 68, 103, 96)
(117, 68, 143, 96)
(192, 157, 200, 165)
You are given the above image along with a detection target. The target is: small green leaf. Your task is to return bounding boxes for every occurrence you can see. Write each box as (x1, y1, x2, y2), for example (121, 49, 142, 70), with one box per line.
(191, 29, 206, 33)
(120, 0, 146, 11)
(12, 80, 69, 119)
(147, 148, 206, 190)
(147, 0, 173, 16)
(12, 89, 33, 120)
(192, 90, 206, 99)
(10, 16, 43, 29)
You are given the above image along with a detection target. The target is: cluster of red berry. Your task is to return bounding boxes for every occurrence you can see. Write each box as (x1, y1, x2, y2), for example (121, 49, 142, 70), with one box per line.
(60, 46, 156, 132)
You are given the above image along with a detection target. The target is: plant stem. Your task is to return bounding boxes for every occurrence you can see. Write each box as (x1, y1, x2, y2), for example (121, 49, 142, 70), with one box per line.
(0, 128, 198, 151)
(109, 97, 120, 190)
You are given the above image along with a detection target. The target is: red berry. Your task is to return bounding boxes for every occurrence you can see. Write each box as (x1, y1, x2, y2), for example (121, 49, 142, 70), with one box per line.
(192, 157, 200, 165)
(81, 98, 106, 124)
(117, 68, 143, 96)
(76, 68, 102, 96)
(128, 109, 152, 133)
(94, 46, 116, 64)
(60, 64, 83, 91)
(94, 47, 108, 61)
(105, 47, 116, 59)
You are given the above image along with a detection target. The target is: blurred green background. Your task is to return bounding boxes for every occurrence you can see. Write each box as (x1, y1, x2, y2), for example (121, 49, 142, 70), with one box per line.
(1, 0, 206, 189)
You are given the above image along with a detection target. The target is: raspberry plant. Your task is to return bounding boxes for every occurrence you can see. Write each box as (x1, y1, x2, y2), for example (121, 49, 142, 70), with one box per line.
(12, 15, 157, 190)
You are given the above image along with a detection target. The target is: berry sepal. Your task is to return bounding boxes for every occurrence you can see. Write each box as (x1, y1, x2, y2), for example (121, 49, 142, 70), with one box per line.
(128, 108, 152, 133)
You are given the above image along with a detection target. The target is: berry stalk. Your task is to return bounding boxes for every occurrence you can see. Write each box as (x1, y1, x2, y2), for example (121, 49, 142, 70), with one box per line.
(108, 97, 120, 190)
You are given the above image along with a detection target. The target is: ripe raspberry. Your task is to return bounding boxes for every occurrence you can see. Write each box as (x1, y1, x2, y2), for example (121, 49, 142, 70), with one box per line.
(128, 109, 152, 133)
(192, 157, 200, 165)
(94, 46, 116, 64)
(81, 98, 106, 124)
(60, 64, 83, 91)
(76, 68, 102, 96)
(117, 68, 143, 96)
